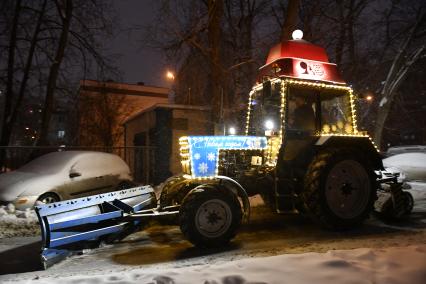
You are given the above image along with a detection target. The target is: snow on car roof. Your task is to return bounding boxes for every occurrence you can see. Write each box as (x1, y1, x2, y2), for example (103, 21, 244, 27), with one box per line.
(18, 151, 121, 174)
(383, 152, 426, 168)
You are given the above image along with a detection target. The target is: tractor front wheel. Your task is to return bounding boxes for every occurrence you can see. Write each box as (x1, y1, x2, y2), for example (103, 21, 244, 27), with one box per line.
(179, 185, 242, 248)
(302, 148, 377, 230)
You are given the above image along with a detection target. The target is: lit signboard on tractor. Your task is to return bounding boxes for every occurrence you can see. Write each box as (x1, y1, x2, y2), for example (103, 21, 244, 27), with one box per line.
(294, 59, 326, 80)
(186, 136, 267, 177)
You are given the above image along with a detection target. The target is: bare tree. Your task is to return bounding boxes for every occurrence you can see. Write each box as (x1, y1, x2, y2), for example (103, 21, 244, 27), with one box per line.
(78, 91, 119, 147)
(0, 0, 47, 165)
(208, 0, 225, 132)
(37, 0, 73, 146)
(145, 0, 272, 132)
(373, 11, 425, 148)
(78, 88, 136, 148)
(281, 0, 300, 40)
(1, 0, 22, 153)
(0, 0, 118, 168)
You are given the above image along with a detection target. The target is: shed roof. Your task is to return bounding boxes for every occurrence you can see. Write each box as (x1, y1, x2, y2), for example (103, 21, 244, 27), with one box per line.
(80, 80, 170, 98)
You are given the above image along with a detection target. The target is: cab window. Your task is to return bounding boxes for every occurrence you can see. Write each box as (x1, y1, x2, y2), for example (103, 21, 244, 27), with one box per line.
(287, 87, 318, 132)
(247, 81, 282, 136)
(320, 89, 354, 134)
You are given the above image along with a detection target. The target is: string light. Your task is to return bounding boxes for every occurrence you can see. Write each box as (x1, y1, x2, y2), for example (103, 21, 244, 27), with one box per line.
(181, 77, 379, 179)
(179, 136, 267, 179)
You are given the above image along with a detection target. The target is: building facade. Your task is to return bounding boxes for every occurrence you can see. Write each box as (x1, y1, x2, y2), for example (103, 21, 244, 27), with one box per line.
(123, 104, 212, 184)
(78, 80, 170, 147)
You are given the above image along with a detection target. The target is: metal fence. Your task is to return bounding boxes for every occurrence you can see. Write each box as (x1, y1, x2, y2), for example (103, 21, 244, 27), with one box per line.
(0, 146, 156, 184)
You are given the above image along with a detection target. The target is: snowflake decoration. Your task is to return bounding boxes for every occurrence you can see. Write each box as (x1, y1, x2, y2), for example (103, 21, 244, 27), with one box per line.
(198, 162, 209, 174)
(194, 153, 201, 160)
(207, 152, 216, 161)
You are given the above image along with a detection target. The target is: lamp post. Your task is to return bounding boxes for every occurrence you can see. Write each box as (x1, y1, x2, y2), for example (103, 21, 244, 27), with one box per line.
(166, 70, 175, 103)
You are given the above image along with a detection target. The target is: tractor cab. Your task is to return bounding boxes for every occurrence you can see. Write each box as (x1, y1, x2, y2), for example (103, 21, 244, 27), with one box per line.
(246, 31, 361, 167)
(178, 31, 382, 214)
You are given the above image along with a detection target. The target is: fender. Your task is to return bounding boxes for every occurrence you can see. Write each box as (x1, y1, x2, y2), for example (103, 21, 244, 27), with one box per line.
(315, 135, 384, 170)
(160, 175, 251, 221)
(216, 175, 251, 221)
(182, 176, 251, 221)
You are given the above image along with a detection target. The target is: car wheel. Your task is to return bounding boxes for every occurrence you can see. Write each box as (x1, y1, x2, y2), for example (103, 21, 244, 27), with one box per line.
(37, 192, 60, 204)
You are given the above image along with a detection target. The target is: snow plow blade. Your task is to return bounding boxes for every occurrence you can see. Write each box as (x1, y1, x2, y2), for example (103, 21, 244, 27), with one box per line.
(35, 186, 156, 269)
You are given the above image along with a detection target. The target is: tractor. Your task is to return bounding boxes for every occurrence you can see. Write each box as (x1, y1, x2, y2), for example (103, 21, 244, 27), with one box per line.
(35, 31, 413, 268)
(157, 31, 413, 247)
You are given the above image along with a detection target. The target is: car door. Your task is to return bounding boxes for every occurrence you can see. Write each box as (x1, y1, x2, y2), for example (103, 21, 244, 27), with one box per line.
(100, 154, 134, 192)
(59, 154, 111, 199)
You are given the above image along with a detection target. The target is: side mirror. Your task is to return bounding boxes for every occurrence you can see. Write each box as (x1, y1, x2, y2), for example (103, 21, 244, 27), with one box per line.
(69, 171, 81, 178)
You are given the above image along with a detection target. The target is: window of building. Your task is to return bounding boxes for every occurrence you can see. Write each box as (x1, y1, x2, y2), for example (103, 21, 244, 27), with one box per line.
(58, 130, 65, 139)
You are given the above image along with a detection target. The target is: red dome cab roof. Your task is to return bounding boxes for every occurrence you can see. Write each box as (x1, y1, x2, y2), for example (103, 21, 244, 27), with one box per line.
(266, 40, 329, 65)
(258, 39, 345, 84)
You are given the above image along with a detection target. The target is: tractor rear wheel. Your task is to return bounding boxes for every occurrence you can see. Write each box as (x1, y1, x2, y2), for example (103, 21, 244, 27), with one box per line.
(302, 148, 377, 229)
(179, 185, 242, 248)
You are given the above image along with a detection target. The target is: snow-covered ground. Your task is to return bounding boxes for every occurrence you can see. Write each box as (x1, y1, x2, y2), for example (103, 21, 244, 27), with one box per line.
(2, 245, 425, 284)
(0, 183, 425, 283)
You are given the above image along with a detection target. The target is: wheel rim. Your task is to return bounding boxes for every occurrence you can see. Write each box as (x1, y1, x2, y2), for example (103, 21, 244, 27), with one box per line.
(40, 195, 58, 204)
(325, 160, 371, 219)
(195, 199, 232, 238)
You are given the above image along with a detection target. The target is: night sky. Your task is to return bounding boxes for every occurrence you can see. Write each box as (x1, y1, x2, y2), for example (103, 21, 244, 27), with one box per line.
(109, 0, 168, 87)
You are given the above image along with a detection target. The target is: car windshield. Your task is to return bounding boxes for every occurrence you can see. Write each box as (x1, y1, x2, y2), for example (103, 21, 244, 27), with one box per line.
(18, 152, 74, 174)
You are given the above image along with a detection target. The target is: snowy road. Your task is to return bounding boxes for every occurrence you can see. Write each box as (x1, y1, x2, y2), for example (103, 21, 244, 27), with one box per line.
(0, 183, 425, 283)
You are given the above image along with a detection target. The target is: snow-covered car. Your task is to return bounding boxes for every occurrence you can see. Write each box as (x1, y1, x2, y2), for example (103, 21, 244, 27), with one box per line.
(0, 151, 134, 210)
(377, 167, 406, 183)
(386, 145, 426, 157)
(383, 152, 426, 182)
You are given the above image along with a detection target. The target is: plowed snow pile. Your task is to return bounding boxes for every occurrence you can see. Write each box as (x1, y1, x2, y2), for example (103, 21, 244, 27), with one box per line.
(0, 204, 39, 238)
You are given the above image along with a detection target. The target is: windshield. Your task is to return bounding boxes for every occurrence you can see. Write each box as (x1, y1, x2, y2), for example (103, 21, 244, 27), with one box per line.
(18, 151, 73, 174)
(287, 87, 317, 131)
(247, 81, 282, 136)
(286, 86, 354, 134)
(320, 89, 354, 134)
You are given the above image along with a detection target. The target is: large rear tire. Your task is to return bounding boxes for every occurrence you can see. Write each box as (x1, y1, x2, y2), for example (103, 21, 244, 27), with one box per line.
(302, 148, 377, 229)
(179, 185, 242, 248)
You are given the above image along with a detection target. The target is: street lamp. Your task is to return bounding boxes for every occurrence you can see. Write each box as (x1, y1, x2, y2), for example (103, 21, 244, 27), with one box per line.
(166, 71, 175, 80)
(362, 90, 374, 102)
